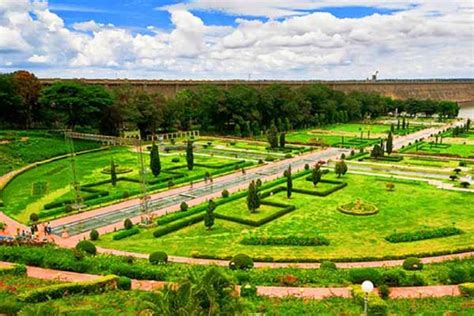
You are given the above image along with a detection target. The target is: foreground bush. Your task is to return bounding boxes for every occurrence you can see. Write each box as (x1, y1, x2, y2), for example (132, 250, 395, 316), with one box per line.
(18, 275, 118, 303)
(403, 257, 423, 271)
(229, 254, 254, 270)
(75, 240, 97, 255)
(149, 251, 168, 265)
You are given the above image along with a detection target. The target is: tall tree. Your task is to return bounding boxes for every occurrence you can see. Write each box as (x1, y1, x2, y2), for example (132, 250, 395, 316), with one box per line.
(234, 123, 241, 137)
(204, 199, 216, 230)
(246, 180, 260, 213)
(311, 164, 323, 187)
(12, 70, 41, 128)
(285, 166, 292, 198)
(335, 160, 348, 178)
(386, 132, 393, 155)
(150, 143, 161, 177)
(110, 159, 117, 186)
(186, 141, 194, 170)
(267, 123, 279, 148)
(279, 132, 286, 148)
(0, 74, 22, 125)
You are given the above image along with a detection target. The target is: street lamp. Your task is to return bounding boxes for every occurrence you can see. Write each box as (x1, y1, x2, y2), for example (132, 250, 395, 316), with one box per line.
(361, 280, 374, 316)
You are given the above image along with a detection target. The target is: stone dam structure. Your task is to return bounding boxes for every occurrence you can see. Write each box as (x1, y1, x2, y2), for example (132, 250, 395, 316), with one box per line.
(40, 79, 474, 105)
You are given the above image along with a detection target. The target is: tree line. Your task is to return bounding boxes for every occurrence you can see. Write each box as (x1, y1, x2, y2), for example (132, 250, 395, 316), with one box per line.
(0, 71, 460, 136)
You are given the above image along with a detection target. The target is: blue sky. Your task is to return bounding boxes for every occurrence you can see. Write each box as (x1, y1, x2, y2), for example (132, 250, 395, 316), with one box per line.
(47, 0, 400, 33)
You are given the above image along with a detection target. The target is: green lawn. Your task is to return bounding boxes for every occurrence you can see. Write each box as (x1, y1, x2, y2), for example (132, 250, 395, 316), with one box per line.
(1, 147, 251, 223)
(96, 172, 474, 261)
(402, 142, 474, 158)
(215, 199, 285, 222)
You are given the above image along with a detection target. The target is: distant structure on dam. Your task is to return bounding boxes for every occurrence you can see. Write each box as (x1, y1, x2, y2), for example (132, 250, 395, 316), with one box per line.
(39, 79, 474, 105)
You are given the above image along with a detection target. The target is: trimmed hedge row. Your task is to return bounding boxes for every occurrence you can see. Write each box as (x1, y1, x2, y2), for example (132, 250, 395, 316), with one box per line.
(113, 227, 140, 240)
(385, 227, 463, 243)
(153, 213, 205, 238)
(374, 155, 404, 162)
(352, 285, 387, 315)
(294, 180, 347, 197)
(241, 235, 329, 246)
(0, 264, 26, 276)
(215, 203, 296, 227)
(194, 160, 246, 169)
(18, 275, 118, 303)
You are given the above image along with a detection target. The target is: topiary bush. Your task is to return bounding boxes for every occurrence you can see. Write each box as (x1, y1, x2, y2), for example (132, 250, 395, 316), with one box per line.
(221, 189, 230, 198)
(171, 157, 180, 163)
(75, 240, 97, 256)
(180, 202, 188, 212)
(378, 284, 390, 300)
(124, 218, 133, 230)
(117, 276, 132, 290)
(149, 251, 168, 265)
(320, 261, 337, 270)
(402, 257, 423, 271)
(229, 254, 254, 270)
(89, 229, 99, 241)
(381, 269, 405, 286)
(448, 267, 469, 284)
(348, 268, 382, 285)
(29, 213, 39, 223)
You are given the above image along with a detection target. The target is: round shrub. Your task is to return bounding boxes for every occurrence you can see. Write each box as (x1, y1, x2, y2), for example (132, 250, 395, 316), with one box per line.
(180, 202, 188, 212)
(75, 240, 97, 255)
(89, 229, 99, 241)
(381, 269, 405, 286)
(348, 268, 382, 285)
(171, 157, 180, 163)
(448, 267, 469, 284)
(124, 218, 133, 230)
(320, 261, 337, 270)
(459, 161, 467, 167)
(72, 248, 85, 261)
(379, 284, 390, 300)
(229, 254, 254, 270)
(402, 257, 423, 271)
(29, 213, 39, 223)
(304, 163, 310, 170)
(122, 256, 135, 265)
(221, 189, 230, 198)
(149, 251, 168, 265)
(118, 276, 132, 290)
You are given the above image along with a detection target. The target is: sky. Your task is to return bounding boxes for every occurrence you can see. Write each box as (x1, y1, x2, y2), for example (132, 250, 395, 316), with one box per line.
(0, 0, 472, 80)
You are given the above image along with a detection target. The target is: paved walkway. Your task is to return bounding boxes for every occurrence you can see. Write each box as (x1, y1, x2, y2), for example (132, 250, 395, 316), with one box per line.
(0, 262, 463, 300)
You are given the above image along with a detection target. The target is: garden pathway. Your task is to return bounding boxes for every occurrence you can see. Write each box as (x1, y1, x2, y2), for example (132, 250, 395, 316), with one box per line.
(1, 261, 463, 300)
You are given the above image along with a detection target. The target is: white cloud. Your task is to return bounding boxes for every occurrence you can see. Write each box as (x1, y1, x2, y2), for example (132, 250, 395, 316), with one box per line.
(0, 0, 472, 79)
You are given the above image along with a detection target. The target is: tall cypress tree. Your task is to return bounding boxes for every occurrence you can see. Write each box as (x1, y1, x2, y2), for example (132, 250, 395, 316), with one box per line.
(285, 166, 292, 198)
(311, 164, 322, 187)
(279, 132, 286, 148)
(267, 123, 279, 148)
(386, 132, 393, 155)
(110, 158, 117, 187)
(186, 141, 194, 170)
(246, 180, 260, 213)
(204, 199, 216, 230)
(150, 143, 161, 177)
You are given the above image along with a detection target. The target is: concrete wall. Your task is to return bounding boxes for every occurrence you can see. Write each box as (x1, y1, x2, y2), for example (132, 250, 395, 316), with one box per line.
(39, 79, 474, 103)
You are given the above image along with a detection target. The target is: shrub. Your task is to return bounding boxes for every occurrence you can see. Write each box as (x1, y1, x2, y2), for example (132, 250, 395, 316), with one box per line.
(221, 189, 230, 198)
(180, 202, 188, 212)
(0, 264, 27, 276)
(385, 227, 463, 243)
(240, 283, 257, 297)
(117, 276, 132, 290)
(149, 251, 168, 265)
(229, 254, 254, 270)
(89, 229, 99, 241)
(348, 268, 382, 285)
(18, 275, 118, 303)
(352, 286, 387, 315)
(29, 213, 39, 223)
(459, 161, 467, 167)
(381, 269, 405, 286)
(304, 164, 310, 170)
(241, 235, 329, 246)
(378, 284, 390, 300)
(124, 218, 133, 230)
(284, 154, 292, 158)
(113, 227, 140, 240)
(448, 267, 469, 284)
(122, 191, 130, 199)
(459, 283, 474, 297)
(75, 240, 97, 256)
(122, 256, 135, 265)
(403, 273, 425, 286)
(279, 274, 299, 286)
(320, 261, 337, 270)
(402, 257, 423, 271)
(171, 157, 180, 163)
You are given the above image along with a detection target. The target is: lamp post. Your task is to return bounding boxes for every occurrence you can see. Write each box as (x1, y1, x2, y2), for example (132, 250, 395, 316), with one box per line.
(362, 280, 374, 316)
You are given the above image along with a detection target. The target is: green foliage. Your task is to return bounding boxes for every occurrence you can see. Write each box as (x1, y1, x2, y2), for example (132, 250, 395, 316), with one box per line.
(204, 200, 216, 230)
(379, 284, 391, 300)
(311, 164, 322, 186)
(0, 264, 27, 276)
(246, 180, 260, 213)
(117, 276, 132, 290)
(402, 257, 423, 271)
(221, 189, 230, 198)
(75, 240, 97, 256)
(386, 132, 393, 155)
(240, 283, 257, 297)
(385, 227, 463, 243)
(186, 141, 194, 170)
(124, 218, 133, 230)
(113, 227, 140, 240)
(29, 213, 39, 223)
(352, 285, 388, 315)
(335, 160, 348, 177)
(381, 269, 405, 286)
(349, 268, 382, 285)
(286, 166, 292, 198)
(267, 123, 279, 148)
(149, 251, 168, 265)
(320, 261, 337, 270)
(459, 283, 474, 297)
(279, 132, 286, 148)
(241, 235, 329, 246)
(110, 159, 117, 186)
(180, 201, 188, 212)
(229, 254, 254, 270)
(150, 143, 161, 177)
(18, 275, 118, 303)
(89, 229, 99, 241)
(447, 267, 469, 284)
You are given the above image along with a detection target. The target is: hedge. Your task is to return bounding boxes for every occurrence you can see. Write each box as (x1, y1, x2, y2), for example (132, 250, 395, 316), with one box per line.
(352, 285, 387, 315)
(374, 155, 404, 162)
(294, 180, 347, 197)
(0, 264, 26, 276)
(385, 227, 463, 243)
(215, 204, 296, 227)
(113, 227, 140, 240)
(18, 275, 119, 303)
(459, 283, 474, 297)
(153, 213, 205, 238)
(241, 235, 329, 246)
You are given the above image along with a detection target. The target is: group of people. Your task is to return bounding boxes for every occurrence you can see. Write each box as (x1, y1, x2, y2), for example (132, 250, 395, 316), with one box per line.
(15, 222, 53, 242)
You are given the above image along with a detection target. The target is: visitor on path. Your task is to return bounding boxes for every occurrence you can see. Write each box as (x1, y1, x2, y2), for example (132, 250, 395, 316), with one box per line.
(47, 222, 52, 235)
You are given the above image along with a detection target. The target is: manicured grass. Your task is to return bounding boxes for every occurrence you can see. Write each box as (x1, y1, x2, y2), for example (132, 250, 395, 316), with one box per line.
(0, 130, 100, 176)
(320, 123, 391, 134)
(1, 146, 251, 223)
(215, 199, 285, 222)
(96, 172, 474, 261)
(402, 142, 474, 158)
